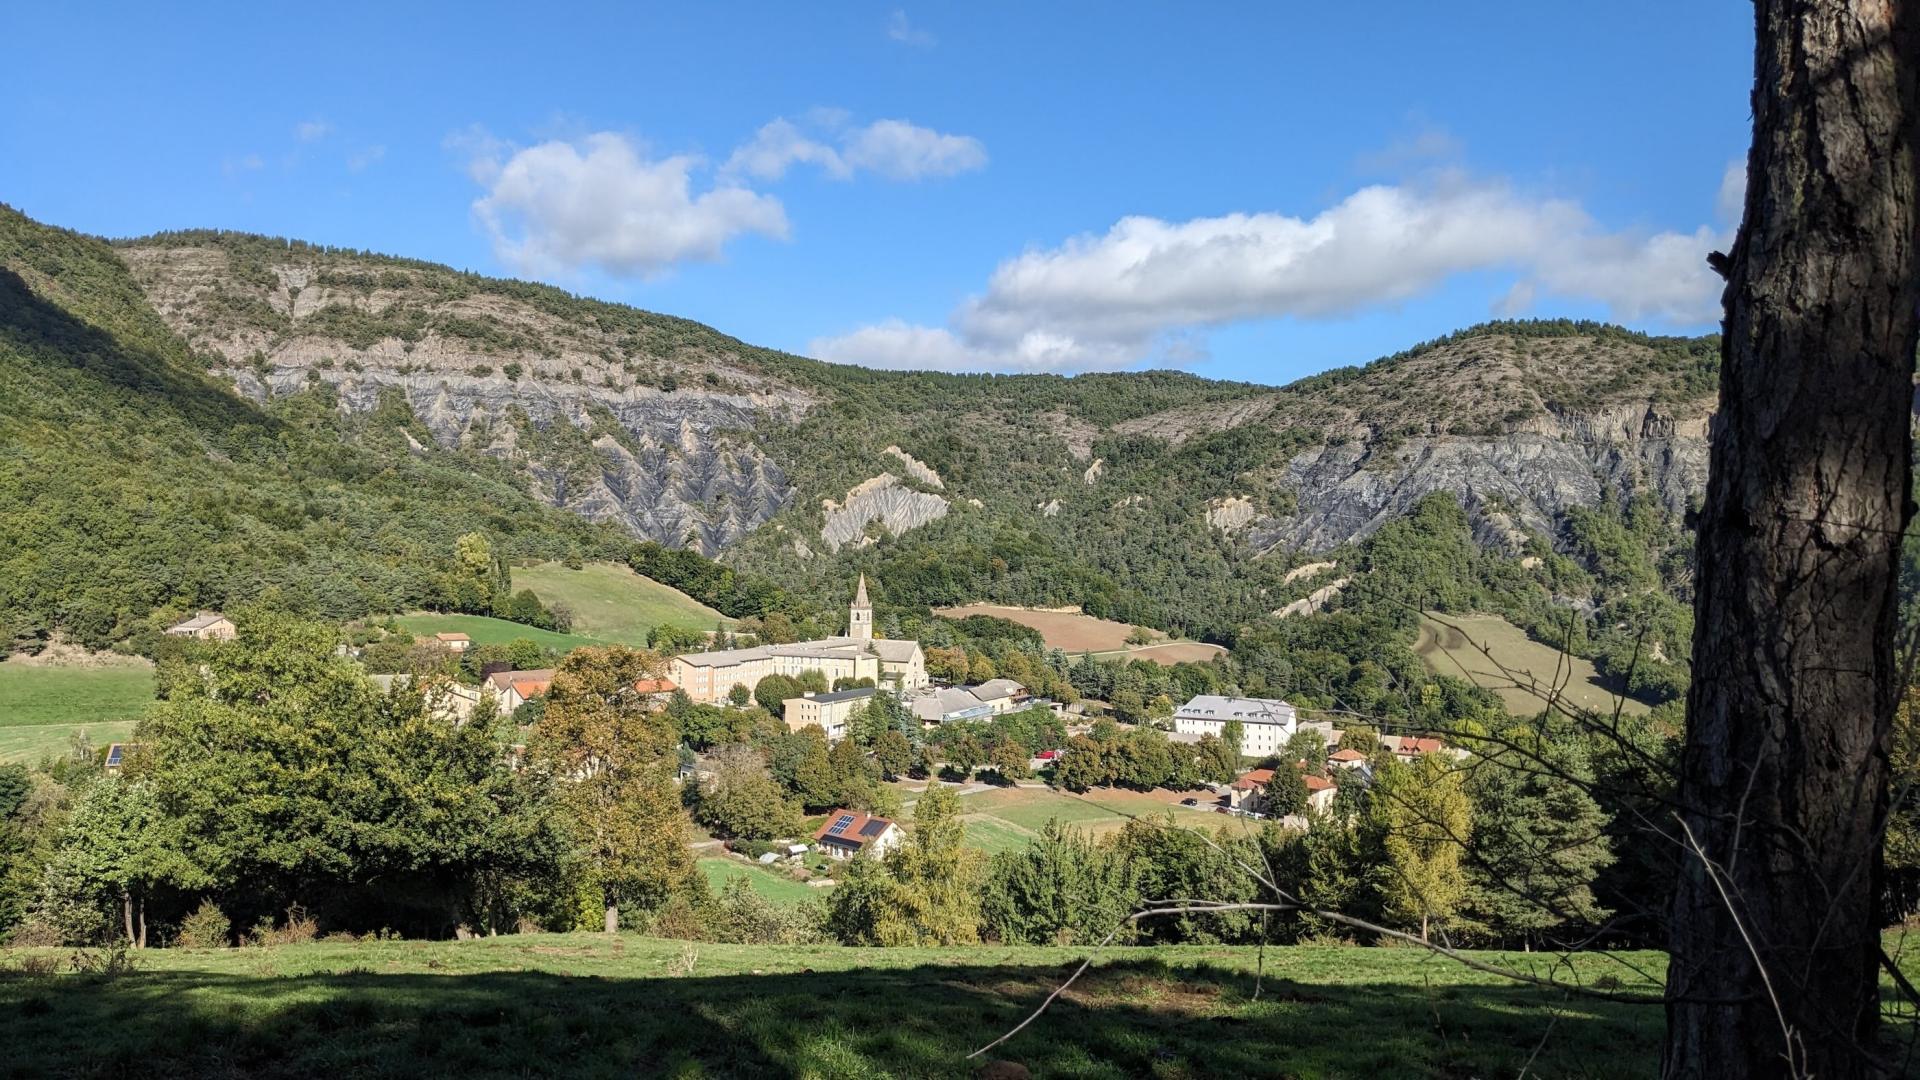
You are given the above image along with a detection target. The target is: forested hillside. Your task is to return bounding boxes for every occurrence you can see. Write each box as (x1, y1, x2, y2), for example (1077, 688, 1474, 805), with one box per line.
(1, 205, 1722, 708)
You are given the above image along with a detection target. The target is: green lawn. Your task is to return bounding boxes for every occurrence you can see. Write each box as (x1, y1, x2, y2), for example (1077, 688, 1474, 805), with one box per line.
(0, 719, 137, 765)
(512, 561, 730, 645)
(698, 856, 825, 907)
(0, 933, 1702, 1077)
(945, 783, 1225, 853)
(1414, 612, 1654, 718)
(0, 661, 154, 727)
(392, 613, 612, 652)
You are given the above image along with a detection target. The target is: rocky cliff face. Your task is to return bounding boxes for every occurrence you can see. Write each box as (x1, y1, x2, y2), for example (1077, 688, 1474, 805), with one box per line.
(122, 243, 801, 554)
(1249, 403, 1710, 553)
(117, 237, 1726, 566)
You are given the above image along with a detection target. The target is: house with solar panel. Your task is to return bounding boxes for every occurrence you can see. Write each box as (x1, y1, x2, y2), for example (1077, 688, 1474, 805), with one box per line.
(103, 742, 138, 773)
(812, 808, 903, 860)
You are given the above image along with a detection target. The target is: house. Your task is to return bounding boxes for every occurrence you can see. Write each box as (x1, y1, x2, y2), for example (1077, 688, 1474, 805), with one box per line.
(669, 577, 927, 702)
(1379, 734, 1450, 762)
(1172, 695, 1297, 756)
(103, 743, 138, 773)
(486, 668, 556, 712)
(812, 808, 903, 860)
(784, 686, 878, 742)
(969, 679, 1029, 714)
(908, 686, 999, 725)
(1328, 747, 1372, 771)
(1228, 765, 1339, 815)
(164, 612, 236, 641)
(633, 677, 678, 706)
(372, 674, 486, 723)
(1302, 772, 1339, 814)
(432, 632, 472, 653)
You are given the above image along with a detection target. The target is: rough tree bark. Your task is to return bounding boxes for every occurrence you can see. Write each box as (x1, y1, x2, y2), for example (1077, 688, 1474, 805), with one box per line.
(1665, 3, 1919, 1077)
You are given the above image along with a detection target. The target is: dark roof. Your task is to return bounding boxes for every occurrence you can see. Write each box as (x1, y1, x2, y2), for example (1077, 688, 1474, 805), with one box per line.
(810, 687, 878, 705)
(813, 808, 897, 848)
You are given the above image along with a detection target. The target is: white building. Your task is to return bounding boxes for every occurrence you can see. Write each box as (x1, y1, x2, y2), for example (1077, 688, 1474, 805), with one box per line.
(669, 577, 927, 702)
(1172, 695, 1298, 757)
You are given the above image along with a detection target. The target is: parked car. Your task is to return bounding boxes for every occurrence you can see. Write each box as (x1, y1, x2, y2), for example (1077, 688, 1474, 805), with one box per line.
(1179, 797, 1199, 807)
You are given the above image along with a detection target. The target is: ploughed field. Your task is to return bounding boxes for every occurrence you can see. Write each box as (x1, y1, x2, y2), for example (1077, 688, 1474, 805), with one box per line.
(0, 933, 1704, 1078)
(934, 604, 1229, 666)
(1413, 613, 1653, 718)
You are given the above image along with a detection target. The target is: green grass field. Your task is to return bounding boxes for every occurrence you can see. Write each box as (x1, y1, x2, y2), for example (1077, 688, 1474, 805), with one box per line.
(392, 613, 612, 652)
(698, 856, 825, 906)
(945, 783, 1226, 854)
(0, 661, 154, 727)
(0, 719, 137, 765)
(0, 660, 154, 764)
(0, 933, 1704, 1077)
(1414, 612, 1653, 718)
(512, 561, 730, 644)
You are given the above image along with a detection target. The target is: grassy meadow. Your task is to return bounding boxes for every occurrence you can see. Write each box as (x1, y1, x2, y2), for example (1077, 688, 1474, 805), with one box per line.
(512, 561, 731, 644)
(697, 857, 824, 907)
(0, 933, 1695, 1078)
(931, 782, 1226, 856)
(0, 658, 153, 763)
(391, 613, 613, 652)
(1413, 612, 1653, 717)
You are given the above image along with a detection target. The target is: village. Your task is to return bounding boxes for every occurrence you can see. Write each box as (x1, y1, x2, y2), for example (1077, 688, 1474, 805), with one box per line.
(149, 576, 1459, 879)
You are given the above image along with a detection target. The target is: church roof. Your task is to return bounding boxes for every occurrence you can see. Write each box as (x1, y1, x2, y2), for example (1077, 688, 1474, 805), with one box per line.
(853, 573, 871, 607)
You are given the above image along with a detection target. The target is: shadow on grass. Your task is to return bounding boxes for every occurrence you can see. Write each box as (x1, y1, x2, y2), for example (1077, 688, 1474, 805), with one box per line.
(0, 954, 1676, 1079)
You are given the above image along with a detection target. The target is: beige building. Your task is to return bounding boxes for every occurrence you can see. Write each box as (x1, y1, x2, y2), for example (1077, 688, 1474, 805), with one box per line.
(1173, 695, 1298, 757)
(669, 577, 927, 703)
(783, 687, 878, 742)
(164, 612, 237, 641)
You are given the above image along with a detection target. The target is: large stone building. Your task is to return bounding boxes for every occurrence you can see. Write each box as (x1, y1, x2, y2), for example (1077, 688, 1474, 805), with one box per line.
(1172, 694, 1298, 757)
(670, 576, 927, 703)
(783, 686, 877, 742)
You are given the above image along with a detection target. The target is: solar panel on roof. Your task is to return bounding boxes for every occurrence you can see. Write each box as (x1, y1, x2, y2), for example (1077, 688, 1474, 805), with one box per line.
(827, 813, 856, 835)
(105, 745, 123, 766)
(859, 819, 887, 837)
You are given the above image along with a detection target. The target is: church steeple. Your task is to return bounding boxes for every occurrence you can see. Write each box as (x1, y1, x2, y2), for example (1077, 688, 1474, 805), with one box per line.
(849, 574, 873, 641)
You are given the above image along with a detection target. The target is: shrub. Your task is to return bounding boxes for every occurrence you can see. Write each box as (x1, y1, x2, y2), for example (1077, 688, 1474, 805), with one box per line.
(176, 901, 231, 949)
(247, 905, 318, 947)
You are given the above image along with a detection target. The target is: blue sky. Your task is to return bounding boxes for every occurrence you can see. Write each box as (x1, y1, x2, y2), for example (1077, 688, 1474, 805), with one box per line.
(1, 2, 1752, 385)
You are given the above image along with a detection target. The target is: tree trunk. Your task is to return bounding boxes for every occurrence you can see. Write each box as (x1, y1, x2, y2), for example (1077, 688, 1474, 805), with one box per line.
(603, 894, 619, 934)
(135, 894, 146, 950)
(121, 890, 134, 947)
(1665, 3, 1919, 1077)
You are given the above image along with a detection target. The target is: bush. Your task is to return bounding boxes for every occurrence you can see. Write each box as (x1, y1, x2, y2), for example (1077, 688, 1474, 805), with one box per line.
(175, 901, 231, 949)
(247, 905, 318, 947)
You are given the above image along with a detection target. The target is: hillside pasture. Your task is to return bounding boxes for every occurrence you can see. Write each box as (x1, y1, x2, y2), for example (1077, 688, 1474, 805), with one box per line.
(921, 782, 1227, 852)
(392, 613, 610, 653)
(0, 933, 1697, 1077)
(698, 856, 824, 907)
(511, 561, 730, 645)
(1414, 612, 1652, 717)
(934, 604, 1228, 666)
(0, 656, 153, 763)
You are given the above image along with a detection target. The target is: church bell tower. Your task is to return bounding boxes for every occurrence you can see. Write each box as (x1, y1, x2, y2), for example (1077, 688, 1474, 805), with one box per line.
(849, 574, 873, 641)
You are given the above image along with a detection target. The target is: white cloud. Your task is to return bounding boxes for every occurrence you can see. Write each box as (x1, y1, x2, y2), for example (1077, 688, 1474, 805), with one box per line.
(1716, 159, 1747, 224)
(887, 10, 934, 46)
(722, 115, 985, 182)
(347, 145, 386, 172)
(464, 131, 788, 278)
(295, 118, 333, 143)
(812, 172, 1730, 374)
(723, 118, 851, 181)
(221, 153, 265, 176)
(842, 119, 987, 180)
